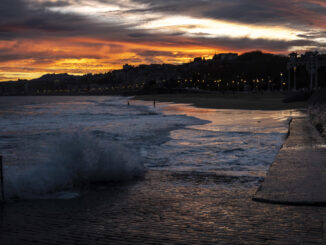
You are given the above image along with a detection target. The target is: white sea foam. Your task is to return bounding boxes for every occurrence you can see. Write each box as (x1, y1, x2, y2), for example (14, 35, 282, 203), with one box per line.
(0, 96, 296, 200)
(4, 133, 145, 200)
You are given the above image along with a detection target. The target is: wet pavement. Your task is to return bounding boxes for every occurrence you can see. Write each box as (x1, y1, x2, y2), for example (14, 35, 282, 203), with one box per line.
(1, 170, 326, 244)
(254, 116, 326, 205)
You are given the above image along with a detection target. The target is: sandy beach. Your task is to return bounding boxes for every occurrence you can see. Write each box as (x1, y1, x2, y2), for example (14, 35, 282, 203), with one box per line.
(134, 92, 308, 110)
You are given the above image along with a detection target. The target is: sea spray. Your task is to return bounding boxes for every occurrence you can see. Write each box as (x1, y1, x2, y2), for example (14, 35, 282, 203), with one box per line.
(4, 133, 145, 200)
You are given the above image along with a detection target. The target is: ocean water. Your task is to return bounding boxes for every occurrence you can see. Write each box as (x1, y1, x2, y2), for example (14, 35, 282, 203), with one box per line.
(0, 96, 299, 200)
(3, 96, 323, 244)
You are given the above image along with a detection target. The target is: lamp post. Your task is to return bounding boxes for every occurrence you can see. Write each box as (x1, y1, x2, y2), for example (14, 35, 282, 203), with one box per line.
(315, 55, 319, 89)
(288, 64, 291, 91)
(293, 66, 297, 91)
(289, 52, 297, 91)
(280, 72, 283, 91)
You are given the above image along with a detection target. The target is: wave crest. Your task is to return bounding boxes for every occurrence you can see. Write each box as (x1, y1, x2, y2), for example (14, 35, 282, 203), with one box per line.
(5, 134, 145, 199)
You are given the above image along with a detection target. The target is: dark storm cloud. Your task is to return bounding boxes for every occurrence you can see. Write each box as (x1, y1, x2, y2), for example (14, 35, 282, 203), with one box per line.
(0, 0, 133, 41)
(199, 37, 318, 52)
(132, 0, 326, 28)
(0, 0, 25, 18)
(297, 31, 326, 39)
(204, 0, 283, 24)
(133, 50, 179, 57)
(0, 0, 324, 40)
(130, 0, 326, 51)
(0, 0, 78, 38)
(0, 0, 325, 66)
(0, 0, 190, 47)
(0, 46, 102, 63)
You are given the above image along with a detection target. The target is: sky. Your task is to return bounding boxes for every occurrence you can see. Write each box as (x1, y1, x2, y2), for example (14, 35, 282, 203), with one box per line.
(0, 0, 326, 81)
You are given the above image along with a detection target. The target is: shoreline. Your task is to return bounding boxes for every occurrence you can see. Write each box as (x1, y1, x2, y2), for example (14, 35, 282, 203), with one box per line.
(133, 92, 308, 110)
(134, 94, 326, 206)
(0, 92, 308, 111)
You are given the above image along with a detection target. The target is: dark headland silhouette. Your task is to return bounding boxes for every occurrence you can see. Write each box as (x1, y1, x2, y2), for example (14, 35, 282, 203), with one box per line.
(0, 51, 325, 96)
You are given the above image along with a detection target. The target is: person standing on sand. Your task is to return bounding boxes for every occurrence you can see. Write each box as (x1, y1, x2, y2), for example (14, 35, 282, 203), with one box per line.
(153, 99, 156, 108)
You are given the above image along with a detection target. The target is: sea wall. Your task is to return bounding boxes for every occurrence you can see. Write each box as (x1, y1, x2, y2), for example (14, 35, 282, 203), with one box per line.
(309, 88, 326, 138)
(253, 115, 326, 205)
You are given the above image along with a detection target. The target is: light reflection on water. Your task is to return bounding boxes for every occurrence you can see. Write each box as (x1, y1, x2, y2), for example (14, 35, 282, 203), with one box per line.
(0, 96, 305, 194)
(137, 101, 305, 177)
(1, 97, 324, 244)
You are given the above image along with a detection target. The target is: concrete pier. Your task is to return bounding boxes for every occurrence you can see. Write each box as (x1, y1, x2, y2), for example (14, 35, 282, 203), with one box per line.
(253, 115, 326, 205)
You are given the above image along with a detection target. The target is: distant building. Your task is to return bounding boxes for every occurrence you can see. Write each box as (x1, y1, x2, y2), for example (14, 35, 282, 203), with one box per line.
(213, 53, 238, 62)
(191, 57, 209, 67)
(123, 64, 134, 70)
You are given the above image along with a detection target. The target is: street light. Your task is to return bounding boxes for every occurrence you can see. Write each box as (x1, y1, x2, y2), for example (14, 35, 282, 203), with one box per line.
(293, 66, 297, 91)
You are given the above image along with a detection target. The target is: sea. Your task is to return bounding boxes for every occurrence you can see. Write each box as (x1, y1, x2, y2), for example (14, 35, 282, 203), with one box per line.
(0, 95, 296, 199)
(2, 96, 325, 244)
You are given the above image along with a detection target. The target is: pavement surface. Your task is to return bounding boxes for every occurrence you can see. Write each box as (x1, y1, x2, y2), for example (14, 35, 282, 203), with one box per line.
(253, 116, 326, 205)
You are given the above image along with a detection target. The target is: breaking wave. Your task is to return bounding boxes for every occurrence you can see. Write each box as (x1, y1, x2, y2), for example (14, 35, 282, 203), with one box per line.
(4, 134, 145, 200)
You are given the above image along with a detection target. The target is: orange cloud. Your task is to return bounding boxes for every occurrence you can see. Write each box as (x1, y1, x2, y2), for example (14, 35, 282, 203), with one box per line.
(1, 0, 324, 82)
(0, 37, 232, 81)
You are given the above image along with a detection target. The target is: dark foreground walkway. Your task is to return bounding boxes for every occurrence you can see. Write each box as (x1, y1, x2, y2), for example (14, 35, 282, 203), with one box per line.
(253, 116, 326, 205)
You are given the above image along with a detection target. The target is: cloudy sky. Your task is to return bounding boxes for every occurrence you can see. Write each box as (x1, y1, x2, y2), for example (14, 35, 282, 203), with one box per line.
(0, 0, 326, 81)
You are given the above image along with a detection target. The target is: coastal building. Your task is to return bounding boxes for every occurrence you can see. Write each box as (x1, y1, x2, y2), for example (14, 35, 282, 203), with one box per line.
(287, 51, 326, 91)
(213, 53, 238, 62)
(123, 64, 134, 70)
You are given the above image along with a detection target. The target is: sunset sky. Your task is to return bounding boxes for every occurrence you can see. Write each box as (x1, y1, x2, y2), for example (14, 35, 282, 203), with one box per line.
(1, 0, 326, 81)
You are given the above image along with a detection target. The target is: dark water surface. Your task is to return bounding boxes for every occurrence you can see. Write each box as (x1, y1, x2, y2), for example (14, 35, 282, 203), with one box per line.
(1, 171, 325, 244)
(0, 96, 323, 244)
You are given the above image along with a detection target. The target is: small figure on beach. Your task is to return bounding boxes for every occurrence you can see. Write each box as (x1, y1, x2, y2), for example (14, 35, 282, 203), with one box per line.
(153, 99, 156, 108)
(127, 100, 130, 106)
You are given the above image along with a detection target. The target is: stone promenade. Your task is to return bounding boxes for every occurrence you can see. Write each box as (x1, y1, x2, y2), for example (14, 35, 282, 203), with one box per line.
(253, 115, 326, 205)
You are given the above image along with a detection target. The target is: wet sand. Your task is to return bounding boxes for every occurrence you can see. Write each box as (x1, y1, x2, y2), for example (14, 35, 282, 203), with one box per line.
(134, 92, 307, 110)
